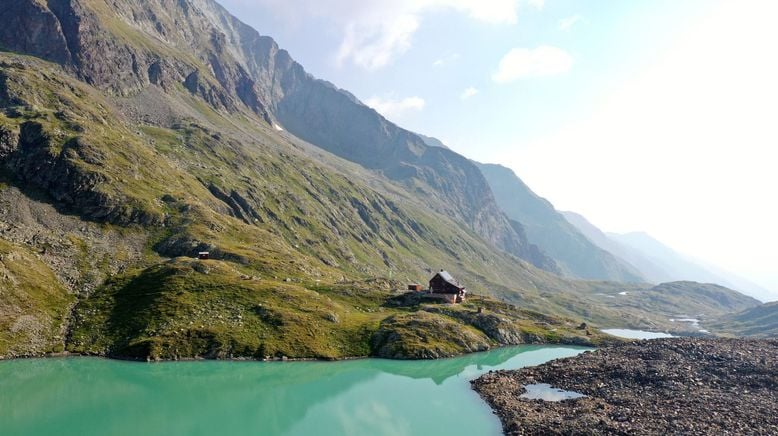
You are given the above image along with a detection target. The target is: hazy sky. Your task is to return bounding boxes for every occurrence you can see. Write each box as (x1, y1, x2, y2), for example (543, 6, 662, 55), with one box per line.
(219, 0, 778, 296)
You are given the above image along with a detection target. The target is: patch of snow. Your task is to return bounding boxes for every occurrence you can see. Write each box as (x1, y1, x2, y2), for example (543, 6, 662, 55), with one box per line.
(273, 123, 284, 131)
(670, 317, 704, 331)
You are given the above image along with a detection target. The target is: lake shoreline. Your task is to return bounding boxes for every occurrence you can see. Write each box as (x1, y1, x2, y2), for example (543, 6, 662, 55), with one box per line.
(472, 337, 778, 434)
(0, 337, 602, 363)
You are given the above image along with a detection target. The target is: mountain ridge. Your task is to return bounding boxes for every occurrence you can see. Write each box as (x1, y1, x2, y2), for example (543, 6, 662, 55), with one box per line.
(0, 0, 550, 270)
(561, 210, 776, 302)
(475, 162, 644, 282)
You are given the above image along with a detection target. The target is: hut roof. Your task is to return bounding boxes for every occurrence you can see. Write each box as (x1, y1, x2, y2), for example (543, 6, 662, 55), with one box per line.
(435, 270, 461, 287)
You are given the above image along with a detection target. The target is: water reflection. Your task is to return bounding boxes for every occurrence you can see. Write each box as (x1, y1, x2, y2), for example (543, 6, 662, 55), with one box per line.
(0, 346, 588, 436)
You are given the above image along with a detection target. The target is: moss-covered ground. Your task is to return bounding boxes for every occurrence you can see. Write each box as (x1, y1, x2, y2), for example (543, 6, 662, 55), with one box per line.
(67, 258, 608, 360)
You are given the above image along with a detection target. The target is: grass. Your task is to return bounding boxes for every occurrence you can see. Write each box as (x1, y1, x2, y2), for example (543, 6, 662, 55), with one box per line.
(69, 258, 385, 359)
(67, 258, 605, 360)
(707, 302, 778, 338)
(0, 239, 73, 356)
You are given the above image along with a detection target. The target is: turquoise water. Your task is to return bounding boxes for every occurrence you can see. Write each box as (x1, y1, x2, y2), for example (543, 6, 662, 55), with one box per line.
(0, 346, 587, 436)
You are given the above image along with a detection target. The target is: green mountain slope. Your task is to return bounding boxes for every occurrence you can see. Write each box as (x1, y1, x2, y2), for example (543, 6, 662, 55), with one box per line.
(0, 0, 552, 272)
(707, 302, 778, 338)
(0, 51, 590, 359)
(0, 238, 72, 357)
(476, 162, 644, 282)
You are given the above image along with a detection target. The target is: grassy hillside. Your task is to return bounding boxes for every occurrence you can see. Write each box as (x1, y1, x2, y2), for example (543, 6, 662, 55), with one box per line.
(0, 52, 593, 358)
(0, 238, 72, 357)
(0, 53, 556, 289)
(68, 258, 609, 360)
(577, 281, 760, 332)
(708, 302, 778, 338)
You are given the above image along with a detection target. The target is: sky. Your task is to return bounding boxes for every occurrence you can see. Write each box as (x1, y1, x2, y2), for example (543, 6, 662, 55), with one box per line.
(218, 0, 778, 297)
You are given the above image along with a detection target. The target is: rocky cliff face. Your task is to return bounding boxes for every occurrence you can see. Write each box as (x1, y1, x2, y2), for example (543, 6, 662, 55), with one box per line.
(192, 0, 543, 266)
(0, 0, 272, 120)
(0, 1, 72, 65)
(0, 0, 551, 270)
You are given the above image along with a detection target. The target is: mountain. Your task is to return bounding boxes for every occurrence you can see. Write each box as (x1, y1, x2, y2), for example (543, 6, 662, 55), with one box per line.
(0, 0, 762, 359)
(561, 212, 777, 302)
(1, 0, 551, 267)
(561, 211, 676, 282)
(708, 302, 778, 338)
(417, 134, 450, 150)
(611, 232, 776, 302)
(475, 163, 644, 282)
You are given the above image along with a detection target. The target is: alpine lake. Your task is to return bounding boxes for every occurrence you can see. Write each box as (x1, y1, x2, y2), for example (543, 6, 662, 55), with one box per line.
(0, 345, 588, 436)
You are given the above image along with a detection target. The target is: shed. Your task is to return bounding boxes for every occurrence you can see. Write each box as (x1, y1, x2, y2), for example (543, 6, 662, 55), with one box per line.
(408, 283, 423, 292)
(198, 251, 210, 260)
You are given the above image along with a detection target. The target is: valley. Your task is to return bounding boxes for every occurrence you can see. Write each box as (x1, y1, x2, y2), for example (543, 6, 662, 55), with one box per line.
(1, 0, 777, 435)
(0, 1, 770, 363)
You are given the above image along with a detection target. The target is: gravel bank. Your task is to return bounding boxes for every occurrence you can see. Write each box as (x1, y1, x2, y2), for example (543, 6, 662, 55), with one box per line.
(472, 338, 778, 435)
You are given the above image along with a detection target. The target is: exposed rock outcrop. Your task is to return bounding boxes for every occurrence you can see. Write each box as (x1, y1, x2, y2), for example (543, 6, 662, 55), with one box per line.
(2, 121, 161, 225)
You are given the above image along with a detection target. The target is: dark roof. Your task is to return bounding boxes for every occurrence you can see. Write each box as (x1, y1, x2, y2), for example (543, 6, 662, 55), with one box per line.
(434, 270, 461, 287)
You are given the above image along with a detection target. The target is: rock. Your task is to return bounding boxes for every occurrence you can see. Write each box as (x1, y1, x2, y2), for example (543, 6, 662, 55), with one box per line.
(0, 126, 19, 160)
(472, 338, 778, 435)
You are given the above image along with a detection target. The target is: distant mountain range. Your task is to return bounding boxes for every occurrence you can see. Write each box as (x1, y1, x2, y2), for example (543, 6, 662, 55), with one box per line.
(474, 163, 644, 282)
(562, 211, 777, 302)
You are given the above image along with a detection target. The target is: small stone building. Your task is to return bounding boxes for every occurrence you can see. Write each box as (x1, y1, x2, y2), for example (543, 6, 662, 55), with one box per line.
(429, 270, 466, 303)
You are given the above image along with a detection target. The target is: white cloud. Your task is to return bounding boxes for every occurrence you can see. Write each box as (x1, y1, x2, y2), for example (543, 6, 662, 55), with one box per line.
(492, 46, 574, 82)
(365, 95, 426, 119)
(460, 87, 479, 99)
(527, 0, 545, 10)
(335, 0, 521, 70)
(228, 0, 524, 70)
(558, 15, 582, 31)
(337, 14, 420, 70)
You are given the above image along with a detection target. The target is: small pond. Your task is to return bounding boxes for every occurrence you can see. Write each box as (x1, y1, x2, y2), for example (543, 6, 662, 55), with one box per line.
(520, 383, 586, 401)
